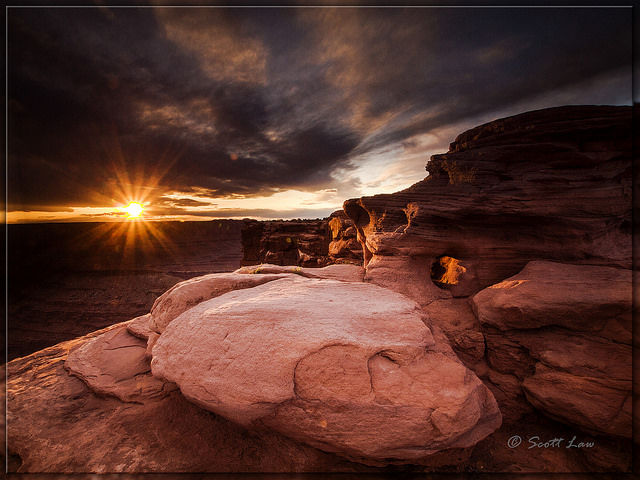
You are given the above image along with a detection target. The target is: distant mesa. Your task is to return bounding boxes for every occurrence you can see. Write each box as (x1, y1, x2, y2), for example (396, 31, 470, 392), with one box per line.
(240, 209, 363, 268)
(6, 105, 632, 473)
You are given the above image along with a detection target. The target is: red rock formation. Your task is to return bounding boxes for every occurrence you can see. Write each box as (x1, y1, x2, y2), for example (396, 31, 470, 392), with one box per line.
(341, 105, 632, 471)
(344, 105, 631, 297)
(6, 105, 633, 473)
(240, 211, 363, 268)
(327, 209, 363, 264)
(471, 261, 632, 438)
(241, 219, 331, 267)
(150, 273, 501, 466)
(6, 322, 376, 473)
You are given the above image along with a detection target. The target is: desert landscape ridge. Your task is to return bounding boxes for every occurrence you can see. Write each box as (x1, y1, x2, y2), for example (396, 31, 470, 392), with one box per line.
(5, 105, 633, 473)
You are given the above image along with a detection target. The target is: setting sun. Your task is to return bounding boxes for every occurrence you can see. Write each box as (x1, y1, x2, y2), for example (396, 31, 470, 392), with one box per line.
(123, 201, 144, 219)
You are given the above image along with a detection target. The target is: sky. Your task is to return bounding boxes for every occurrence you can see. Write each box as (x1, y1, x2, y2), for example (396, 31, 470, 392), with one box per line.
(6, 4, 633, 223)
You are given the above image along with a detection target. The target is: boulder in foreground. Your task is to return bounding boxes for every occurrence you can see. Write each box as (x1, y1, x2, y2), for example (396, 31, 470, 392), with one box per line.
(150, 275, 502, 465)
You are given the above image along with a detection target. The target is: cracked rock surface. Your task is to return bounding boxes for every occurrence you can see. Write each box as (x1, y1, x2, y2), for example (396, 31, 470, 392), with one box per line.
(150, 275, 502, 465)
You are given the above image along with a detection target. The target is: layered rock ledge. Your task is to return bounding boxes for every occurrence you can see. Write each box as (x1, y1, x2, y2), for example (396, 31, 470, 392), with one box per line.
(344, 105, 631, 298)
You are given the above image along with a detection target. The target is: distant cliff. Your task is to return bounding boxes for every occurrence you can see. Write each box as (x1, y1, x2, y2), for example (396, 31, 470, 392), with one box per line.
(241, 210, 363, 267)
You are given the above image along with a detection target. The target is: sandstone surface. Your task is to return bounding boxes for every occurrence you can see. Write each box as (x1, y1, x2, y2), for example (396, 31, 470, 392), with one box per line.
(339, 105, 632, 467)
(150, 275, 502, 465)
(148, 271, 289, 334)
(472, 261, 632, 333)
(7, 105, 633, 473)
(234, 262, 365, 282)
(7, 323, 373, 473)
(65, 324, 173, 403)
(470, 261, 631, 438)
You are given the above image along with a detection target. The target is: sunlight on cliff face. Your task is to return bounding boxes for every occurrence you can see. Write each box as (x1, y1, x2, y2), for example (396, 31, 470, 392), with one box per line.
(430, 256, 466, 288)
(488, 279, 528, 289)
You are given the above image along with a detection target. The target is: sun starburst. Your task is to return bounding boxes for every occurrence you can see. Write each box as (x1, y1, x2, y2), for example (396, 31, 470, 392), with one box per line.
(122, 201, 144, 219)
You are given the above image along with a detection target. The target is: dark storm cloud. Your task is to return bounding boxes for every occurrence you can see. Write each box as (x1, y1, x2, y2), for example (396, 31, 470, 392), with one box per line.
(7, 6, 632, 212)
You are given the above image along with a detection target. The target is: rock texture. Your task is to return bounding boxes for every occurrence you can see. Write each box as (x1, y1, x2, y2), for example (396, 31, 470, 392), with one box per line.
(471, 261, 632, 438)
(148, 272, 289, 334)
(6, 266, 500, 473)
(150, 275, 501, 465)
(7, 323, 375, 473)
(339, 105, 632, 470)
(344, 105, 631, 298)
(327, 209, 364, 263)
(241, 218, 332, 267)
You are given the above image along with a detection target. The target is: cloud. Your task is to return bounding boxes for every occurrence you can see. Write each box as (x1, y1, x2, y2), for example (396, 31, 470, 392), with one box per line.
(7, 6, 632, 217)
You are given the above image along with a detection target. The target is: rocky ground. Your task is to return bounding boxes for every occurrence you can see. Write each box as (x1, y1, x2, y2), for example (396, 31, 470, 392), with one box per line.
(7, 220, 245, 361)
(5, 105, 635, 474)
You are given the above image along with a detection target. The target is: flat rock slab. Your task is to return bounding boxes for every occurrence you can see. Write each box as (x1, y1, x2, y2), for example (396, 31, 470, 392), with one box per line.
(151, 276, 501, 465)
(127, 313, 153, 340)
(235, 263, 365, 282)
(471, 261, 632, 332)
(65, 324, 174, 402)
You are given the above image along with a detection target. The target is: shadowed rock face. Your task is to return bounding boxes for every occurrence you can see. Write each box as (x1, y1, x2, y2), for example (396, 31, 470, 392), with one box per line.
(241, 219, 332, 267)
(344, 105, 632, 299)
(471, 261, 632, 438)
(240, 211, 363, 268)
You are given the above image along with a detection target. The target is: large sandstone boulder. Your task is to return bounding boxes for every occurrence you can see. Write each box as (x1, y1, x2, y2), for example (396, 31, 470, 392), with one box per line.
(470, 261, 631, 438)
(150, 276, 502, 465)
